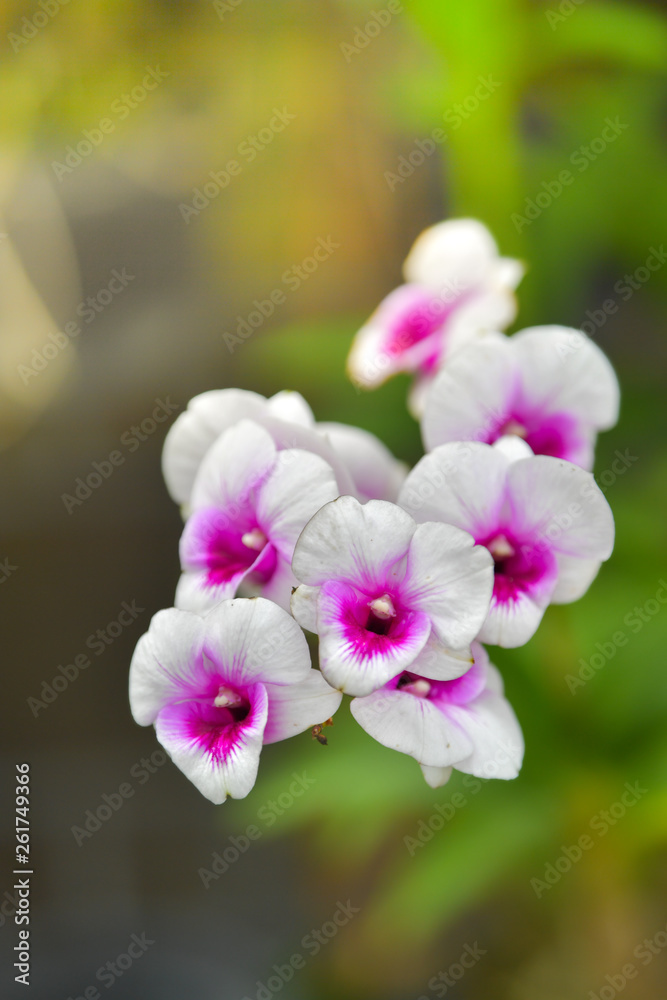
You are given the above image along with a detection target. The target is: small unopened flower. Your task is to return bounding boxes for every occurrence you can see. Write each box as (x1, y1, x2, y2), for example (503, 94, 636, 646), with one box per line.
(399, 439, 614, 647)
(347, 219, 523, 414)
(129, 598, 342, 804)
(162, 387, 405, 507)
(291, 495, 494, 696)
(350, 642, 524, 787)
(421, 327, 620, 469)
(176, 420, 339, 613)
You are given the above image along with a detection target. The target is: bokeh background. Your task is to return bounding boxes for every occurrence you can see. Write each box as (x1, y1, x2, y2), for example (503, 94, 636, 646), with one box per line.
(2, 0, 667, 997)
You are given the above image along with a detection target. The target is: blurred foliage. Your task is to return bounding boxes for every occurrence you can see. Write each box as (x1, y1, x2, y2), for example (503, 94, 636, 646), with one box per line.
(2, 0, 666, 995)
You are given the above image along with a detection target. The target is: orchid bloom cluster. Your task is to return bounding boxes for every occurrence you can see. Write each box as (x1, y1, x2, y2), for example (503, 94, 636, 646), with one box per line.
(129, 218, 619, 805)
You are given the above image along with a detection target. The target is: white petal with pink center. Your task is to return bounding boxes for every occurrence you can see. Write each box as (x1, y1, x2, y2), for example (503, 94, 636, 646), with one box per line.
(350, 643, 524, 787)
(291, 496, 493, 696)
(129, 599, 342, 804)
(421, 326, 619, 469)
(399, 442, 614, 648)
(176, 420, 339, 613)
(347, 218, 523, 411)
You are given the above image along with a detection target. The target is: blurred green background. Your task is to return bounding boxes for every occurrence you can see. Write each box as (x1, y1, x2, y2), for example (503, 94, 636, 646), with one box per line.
(1, 1, 666, 998)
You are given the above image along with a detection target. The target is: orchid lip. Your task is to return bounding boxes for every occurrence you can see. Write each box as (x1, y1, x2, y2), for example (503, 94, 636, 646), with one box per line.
(399, 677, 432, 698)
(488, 534, 516, 562)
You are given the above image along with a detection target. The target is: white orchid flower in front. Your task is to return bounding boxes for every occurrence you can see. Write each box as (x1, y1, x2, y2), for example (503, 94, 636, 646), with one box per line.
(129, 598, 342, 804)
(291, 495, 494, 697)
(350, 642, 524, 787)
(420, 326, 620, 469)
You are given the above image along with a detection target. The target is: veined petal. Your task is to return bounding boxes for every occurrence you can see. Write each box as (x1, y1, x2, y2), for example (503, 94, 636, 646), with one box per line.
(190, 420, 276, 511)
(402, 521, 494, 649)
(495, 257, 525, 290)
(507, 457, 615, 559)
(420, 764, 454, 788)
(347, 284, 450, 388)
(155, 682, 268, 804)
(202, 598, 311, 687)
(447, 693, 524, 780)
(162, 389, 269, 505)
(266, 390, 314, 426)
(399, 442, 509, 540)
(175, 568, 238, 614)
(263, 671, 343, 744)
(317, 422, 408, 502)
(477, 585, 550, 648)
(292, 496, 416, 590)
(317, 580, 431, 695)
(351, 686, 473, 767)
(242, 553, 297, 612)
(291, 584, 320, 632)
(410, 632, 474, 682)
